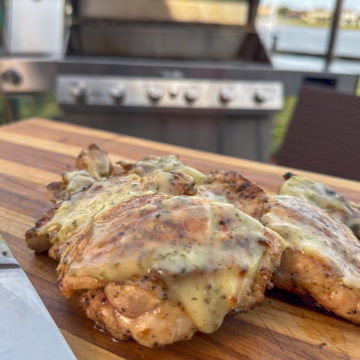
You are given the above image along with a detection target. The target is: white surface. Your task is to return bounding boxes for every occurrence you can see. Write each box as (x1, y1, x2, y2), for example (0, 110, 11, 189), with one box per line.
(7, 0, 64, 56)
(0, 269, 76, 360)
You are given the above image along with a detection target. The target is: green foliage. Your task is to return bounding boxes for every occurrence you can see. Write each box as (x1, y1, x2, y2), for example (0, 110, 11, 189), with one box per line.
(0, 91, 61, 125)
(278, 6, 290, 17)
(18, 91, 61, 119)
(0, 94, 6, 125)
(276, 16, 360, 30)
(271, 96, 298, 156)
(356, 76, 360, 96)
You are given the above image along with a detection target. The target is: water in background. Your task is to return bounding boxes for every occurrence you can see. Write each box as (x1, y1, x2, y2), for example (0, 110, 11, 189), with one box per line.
(256, 18, 360, 74)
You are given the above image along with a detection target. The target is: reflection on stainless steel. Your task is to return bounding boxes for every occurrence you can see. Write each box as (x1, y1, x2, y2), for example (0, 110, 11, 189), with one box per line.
(58, 76, 283, 110)
(0, 59, 56, 93)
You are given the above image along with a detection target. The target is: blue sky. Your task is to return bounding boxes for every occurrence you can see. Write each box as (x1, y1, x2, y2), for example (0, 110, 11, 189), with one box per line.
(260, 0, 360, 12)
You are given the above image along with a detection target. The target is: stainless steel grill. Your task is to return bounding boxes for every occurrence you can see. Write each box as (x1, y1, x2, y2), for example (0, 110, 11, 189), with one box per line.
(57, 0, 283, 162)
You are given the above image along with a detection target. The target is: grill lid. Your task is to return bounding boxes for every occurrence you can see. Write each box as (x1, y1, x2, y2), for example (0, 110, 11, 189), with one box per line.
(67, 0, 269, 63)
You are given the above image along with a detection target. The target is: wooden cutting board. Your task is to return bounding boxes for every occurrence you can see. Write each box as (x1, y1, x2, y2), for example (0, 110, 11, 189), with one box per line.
(1, 118, 359, 360)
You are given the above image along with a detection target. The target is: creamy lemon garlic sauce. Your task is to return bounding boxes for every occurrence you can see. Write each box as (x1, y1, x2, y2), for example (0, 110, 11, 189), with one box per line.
(128, 155, 206, 185)
(62, 170, 96, 194)
(262, 196, 360, 289)
(279, 175, 356, 223)
(38, 169, 198, 246)
(69, 196, 269, 332)
(196, 188, 229, 204)
(40, 174, 156, 243)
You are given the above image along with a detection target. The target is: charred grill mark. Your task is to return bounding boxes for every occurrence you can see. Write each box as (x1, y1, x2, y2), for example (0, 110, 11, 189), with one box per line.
(200, 170, 266, 219)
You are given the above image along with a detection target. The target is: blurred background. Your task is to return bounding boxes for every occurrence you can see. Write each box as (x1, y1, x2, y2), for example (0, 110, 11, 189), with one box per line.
(0, 0, 359, 179)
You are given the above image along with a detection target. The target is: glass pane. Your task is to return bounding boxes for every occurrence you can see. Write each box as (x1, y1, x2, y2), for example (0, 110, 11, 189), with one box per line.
(256, 0, 335, 70)
(329, 59, 360, 73)
(0, 1, 4, 52)
(334, 0, 360, 60)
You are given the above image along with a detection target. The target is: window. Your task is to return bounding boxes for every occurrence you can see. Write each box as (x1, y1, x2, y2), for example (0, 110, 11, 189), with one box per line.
(256, 0, 339, 71)
(331, 0, 360, 73)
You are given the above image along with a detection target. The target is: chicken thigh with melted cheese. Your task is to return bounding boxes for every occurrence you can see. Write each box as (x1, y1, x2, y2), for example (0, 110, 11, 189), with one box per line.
(25, 144, 284, 347)
(198, 170, 267, 220)
(279, 173, 360, 238)
(262, 195, 360, 324)
(63, 194, 283, 346)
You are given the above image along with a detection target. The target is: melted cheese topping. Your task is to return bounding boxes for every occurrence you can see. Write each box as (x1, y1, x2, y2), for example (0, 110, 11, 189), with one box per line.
(196, 188, 229, 203)
(279, 175, 360, 228)
(69, 196, 269, 332)
(40, 171, 193, 245)
(62, 170, 96, 195)
(127, 155, 206, 185)
(42, 174, 154, 244)
(168, 268, 256, 333)
(262, 196, 360, 289)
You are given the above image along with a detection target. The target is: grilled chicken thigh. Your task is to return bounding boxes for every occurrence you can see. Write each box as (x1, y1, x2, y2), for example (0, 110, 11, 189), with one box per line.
(279, 173, 360, 238)
(198, 170, 267, 219)
(262, 195, 360, 324)
(26, 171, 196, 255)
(82, 283, 196, 346)
(26, 144, 284, 347)
(60, 193, 283, 346)
(119, 156, 267, 218)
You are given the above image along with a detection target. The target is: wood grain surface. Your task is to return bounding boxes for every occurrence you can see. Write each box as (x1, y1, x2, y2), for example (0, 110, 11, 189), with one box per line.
(1, 118, 359, 360)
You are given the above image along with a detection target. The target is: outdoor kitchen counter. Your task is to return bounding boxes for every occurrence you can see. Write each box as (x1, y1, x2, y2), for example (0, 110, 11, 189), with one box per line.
(0, 118, 359, 360)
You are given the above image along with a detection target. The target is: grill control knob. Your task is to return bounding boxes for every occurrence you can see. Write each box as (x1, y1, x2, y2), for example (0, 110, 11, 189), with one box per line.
(110, 85, 125, 102)
(71, 85, 86, 103)
(147, 84, 164, 102)
(253, 90, 267, 104)
(184, 86, 200, 103)
(219, 86, 236, 103)
(168, 85, 180, 98)
(2, 68, 22, 86)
